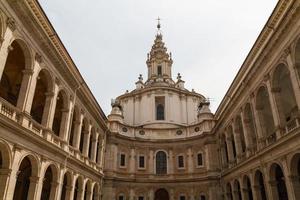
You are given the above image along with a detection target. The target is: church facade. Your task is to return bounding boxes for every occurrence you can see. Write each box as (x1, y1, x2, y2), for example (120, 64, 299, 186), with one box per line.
(0, 0, 300, 200)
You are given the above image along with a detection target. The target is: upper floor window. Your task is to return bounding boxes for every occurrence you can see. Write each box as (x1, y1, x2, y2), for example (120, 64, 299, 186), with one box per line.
(155, 96, 165, 120)
(156, 151, 167, 175)
(197, 153, 203, 167)
(139, 155, 145, 168)
(157, 104, 164, 120)
(157, 65, 162, 76)
(178, 155, 184, 168)
(120, 153, 126, 167)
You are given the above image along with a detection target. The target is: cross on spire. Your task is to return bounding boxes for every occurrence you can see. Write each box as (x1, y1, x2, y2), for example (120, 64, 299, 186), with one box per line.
(156, 17, 161, 31)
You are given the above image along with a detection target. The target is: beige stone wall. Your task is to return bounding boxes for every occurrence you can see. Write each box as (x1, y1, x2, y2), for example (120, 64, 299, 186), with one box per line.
(0, 0, 107, 199)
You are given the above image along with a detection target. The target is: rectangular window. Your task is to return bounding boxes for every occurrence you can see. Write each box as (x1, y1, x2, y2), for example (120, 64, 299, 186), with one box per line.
(119, 196, 124, 200)
(178, 155, 184, 168)
(200, 195, 206, 200)
(155, 96, 165, 120)
(157, 65, 162, 76)
(180, 196, 186, 200)
(139, 155, 145, 168)
(197, 153, 203, 166)
(120, 154, 126, 167)
(138, 197, 144, 200)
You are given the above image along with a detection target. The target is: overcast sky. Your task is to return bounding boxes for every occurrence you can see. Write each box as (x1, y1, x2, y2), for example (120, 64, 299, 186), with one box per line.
(39, 0, 277, 115)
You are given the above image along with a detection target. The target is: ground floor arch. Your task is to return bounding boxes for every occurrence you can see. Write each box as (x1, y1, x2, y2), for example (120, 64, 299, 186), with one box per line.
(155, 188, 169, 200)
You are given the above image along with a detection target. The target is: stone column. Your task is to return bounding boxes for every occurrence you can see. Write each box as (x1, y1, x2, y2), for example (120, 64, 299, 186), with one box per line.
(91, 133, 99, 162)
(240, 111, 252, 157)
(129, 147, 136, 174)
(189, 187, 195, 200)
(265, 78, 282, 139)
(250, 95, 265, 149)
(225, 135, 235, 167)
(86, 189, 92, 200)
(97, 137, 103, 165)
(28, 176, 43, 200)
(0, 24, 14, 79)
(65, 185, 74, 200)
(83, 124, 92, 157)
(149, 149, 154, 175)
(46, 83, 60, 129)
(286, 53, 300, 110)
(129, 188, 135, 200)
(281, 158, 296, 200)
(148, 188, 154, 200)
(232, 124, 243, 163)
(59, 108, 71, 141)
(16, 69, 34, 111)
(187, 147, 194, 173)
(74, 113, 84, 150)
(168, 149, 174, 175)
(0, 169, 11, 200)
(220, 143, 228, 168)
(261, 166, 272, 200)
(41, 92, 55, 128)
(49, 181, 59, 200)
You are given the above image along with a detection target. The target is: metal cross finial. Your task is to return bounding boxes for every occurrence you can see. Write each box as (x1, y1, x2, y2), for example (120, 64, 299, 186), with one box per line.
(156, 17, 161, 30)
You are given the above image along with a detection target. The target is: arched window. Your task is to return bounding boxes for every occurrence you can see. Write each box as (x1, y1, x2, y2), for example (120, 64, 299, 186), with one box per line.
(156, 151, 167, 175)
(156, 104, 164, 120)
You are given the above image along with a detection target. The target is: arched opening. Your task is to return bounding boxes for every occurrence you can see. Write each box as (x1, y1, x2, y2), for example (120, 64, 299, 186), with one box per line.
(243, 175, 253, 200)
(272, 64, 298, 128)
(88, 128, 96, 159)
(226, 183, 233, 200)
(233, 180, 242, 200)
(73, 178, 79, 200)
(92, 184, 99, 200)
(228, 126, 237, 160)
(95, 137, 101, 164)
(156, 151, 167, 175)
(254, 170, 267, 200)
(60, 173, 68, 200)
(73, 176, 83, 200)
(30, 69, 52, 124)
(244, 103, 257, 152)
(290, 153, 300, 199)
(69, 106, 79, 146)
(13, 157, 32, 200)
(256, 86, 276, 140)
(79, 118, 87, 153)
(0, 142, 11, 199)
(270, 163, 288, 200)
(235, 116, 246, 153)
(40, 166, 54, 200)
(52, 90, 67, 136)
(155, 188, 169, 200)
(0, 41, 26, 106)
(221, 134, 228, 166)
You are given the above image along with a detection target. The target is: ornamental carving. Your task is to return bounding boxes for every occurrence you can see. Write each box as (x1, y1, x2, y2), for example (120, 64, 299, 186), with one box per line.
(6, 17, 16, 31)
